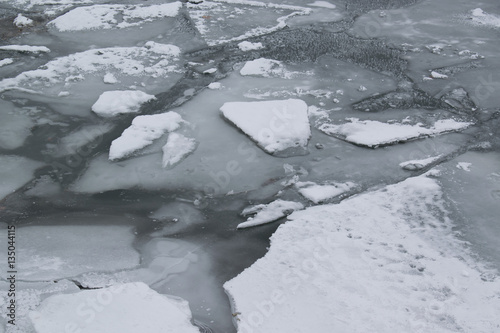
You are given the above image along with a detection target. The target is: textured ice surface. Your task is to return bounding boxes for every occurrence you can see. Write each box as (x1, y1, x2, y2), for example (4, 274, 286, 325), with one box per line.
(48, 2, 182, 31)
(295, 181, 356, 203)
(399, 155, 442, 171)
(0, 156, 43, 200)
(225, 175, 500, 332)
(29, 282, 199, 333)
(91, 90, 156, 117)
(0, 224, 140, 281)
(220, 99, 311, 154)
(162, 133, 197, 168)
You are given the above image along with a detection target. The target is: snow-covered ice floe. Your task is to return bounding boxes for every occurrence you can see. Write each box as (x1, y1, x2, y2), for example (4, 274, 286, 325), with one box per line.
(91, 90, 156, 117)
(162, 133, 197, 168)
(319, 118, 472, 148)
(465, 8, 500, 29)
(0, 42, 181, 95)
(237, 200, 304, 229)
(238, 41, 264, 51)
(399, 155, 442, 171)
(225, 175, 500, 332)
(0, 45, 50, 53)
(48, 2, 182, 31)
(295, 181, 356, 203)
(29, 282, 199, 333)
(187, 0, 311, 46)
(0, 224, 140, 281)
(0, 58, 14, 67)
(239, 58, 290, 78)
(220, 99, 311, 155)
(13, 14, 34, 27)
(109, 112, 186, 161)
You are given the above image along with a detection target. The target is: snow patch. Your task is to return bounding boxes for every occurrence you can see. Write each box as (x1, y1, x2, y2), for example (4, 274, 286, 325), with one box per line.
(162, 133, 197, 168)
(295, 181, 356, 203)
(240, 58, 290, 78)
(400, 155, 442, 171)
(308, 1, 336, 9)
(91, 90, 156, 117)
(0, 45, 50, 53)
(456, 162, 472, 171)
(13, 13, 33, 27)
(238, 41, 264, 51)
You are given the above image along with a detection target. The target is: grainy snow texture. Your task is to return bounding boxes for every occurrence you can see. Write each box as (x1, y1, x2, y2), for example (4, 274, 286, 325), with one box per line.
(295, 181, 356, 203)
(0, 45, 50, 53)
(225, 176, 500, 332)
(91, 90, 156, 117)
(29, 282, 199, 333)
(319, 118, 472, 147)
(220, 99, 311, 154)
(48, 2, 182, 31)
(237, 200, 304, 229)
(109, 112, 185, 160)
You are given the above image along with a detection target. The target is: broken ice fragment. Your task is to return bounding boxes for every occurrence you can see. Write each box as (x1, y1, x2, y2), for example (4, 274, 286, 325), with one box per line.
(237, 200, 304, 229)
(91, 90, 156, 117)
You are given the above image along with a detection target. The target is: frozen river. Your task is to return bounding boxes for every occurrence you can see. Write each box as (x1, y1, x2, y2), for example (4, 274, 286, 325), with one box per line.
(0, 0, 500, 332)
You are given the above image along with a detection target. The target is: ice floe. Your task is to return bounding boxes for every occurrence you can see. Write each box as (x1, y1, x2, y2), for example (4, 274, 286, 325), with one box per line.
(225, 175, 500, 332)
(456, 162, 472, 171)
(91, 90, 156, 117)
(0, 45, 50, 53)
(187, 0, 311, 46)
(0, 224, 140, 281)
(109, 112, 186, 161)
(308, 1, 336, 9)
(0, 42, 181, 96)
(399, 155, 442, 171)
(295, 181, 356, 203)
(319, 118, 472, 148)
(220, 99, 311, 154)
(0, 155, 43, 200)
(237, 200, 304, 229)
(50, 123, 114, 157)
(29, 282, 199, 333)
(162, 133, 197, 168)
(467, 8, 500, 28)
(0, 58, 14, 67)
(48, 2, 182, 31)
(239, 58, 289, 78)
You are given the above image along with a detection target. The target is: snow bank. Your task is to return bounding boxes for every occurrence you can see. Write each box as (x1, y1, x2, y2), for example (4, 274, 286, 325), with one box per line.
(225, 175, 500, 332)
(29, 282, 199, 333)
(0, 43, 181, 94)
(0, 58, 14, 67)
(0, 225, 140, 281)
(91, 90, 156, 117)
(399, 155, 441, 171)
(49, 2, 182, 31)
(109, 112, 185, 160)
(162, 133, 197, 168)
(295, 181, 356, 203)
(220, 99, 311, 154)
(237, 200, 304, 229)
(319, 118, 472, 148)
(0, 45, 50, 53)
(238, 41, 264, 51)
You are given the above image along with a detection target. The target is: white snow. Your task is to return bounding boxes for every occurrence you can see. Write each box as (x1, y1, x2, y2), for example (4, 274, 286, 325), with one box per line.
(456, 162, 472, 171)
(91, 90, 156, 117)
(225, 175, 500, 332)
(208, 82, 222, 89)
(0, 58, 14, 67)
(0, 45, 50, 53)
(238, 41, 264, 51)
(48, 2, 182, 31)
(13, 13, 33, 27)
(295, 181, 356, 203)
(162, 133, 197, 168)
(240, 58, 288, 78)
(237, 200, 304, 229)
(220, 99, 311, 154)
(0, 224, 140, 281)
(103, 73, 118, 84)
(0, 156, 43, 200)
(0, 43, 181, 95)
(430, 71, 448, 79)
(29, 282, 199, 333)
(203, 68, 217, 74)
(109, 112, 185, 160)
(319, 118, 472, 148)
(399, 155, 441, 170)
(308, 1, 336, 9)
(468, 8, 500, 28)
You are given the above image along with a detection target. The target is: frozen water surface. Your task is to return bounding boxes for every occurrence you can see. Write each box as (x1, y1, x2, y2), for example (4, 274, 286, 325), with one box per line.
(1, 0, 500, 332)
